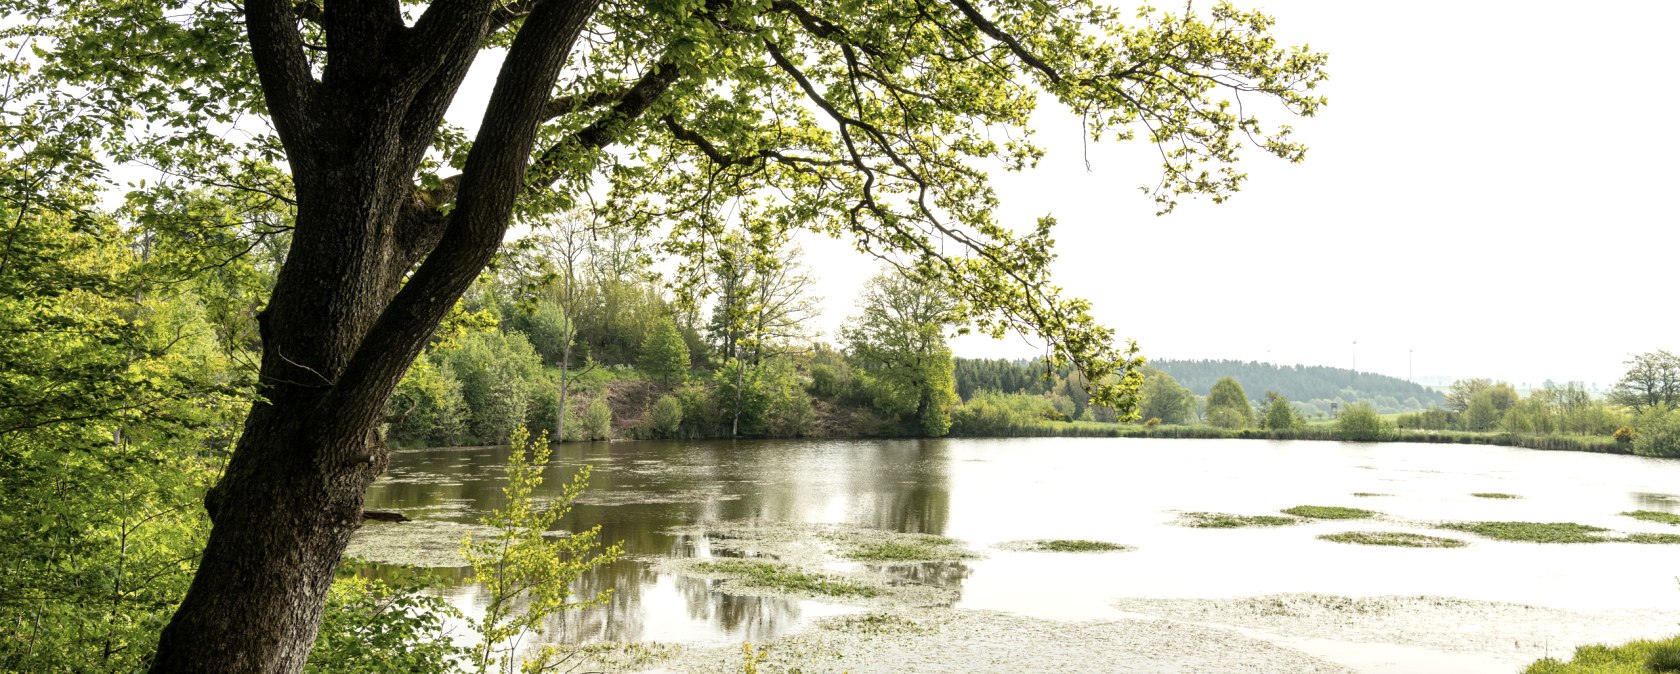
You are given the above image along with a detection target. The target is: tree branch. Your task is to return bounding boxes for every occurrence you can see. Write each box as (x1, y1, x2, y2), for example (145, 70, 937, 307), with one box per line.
(328, 0, 602, 434)
(243, 0, 319, 160)
(945, 0, 1062, 83)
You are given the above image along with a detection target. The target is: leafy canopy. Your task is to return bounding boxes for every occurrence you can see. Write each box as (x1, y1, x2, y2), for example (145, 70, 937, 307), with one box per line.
(1, 0, 1327, 416)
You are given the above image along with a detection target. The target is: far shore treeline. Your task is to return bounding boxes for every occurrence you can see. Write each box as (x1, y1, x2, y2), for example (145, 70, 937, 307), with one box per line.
(370, 215, 1680, 462)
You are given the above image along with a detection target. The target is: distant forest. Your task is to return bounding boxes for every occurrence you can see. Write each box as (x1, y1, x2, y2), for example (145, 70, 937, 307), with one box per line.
(952, 357, 1447, 419)
(1153, 359, 1444, 409)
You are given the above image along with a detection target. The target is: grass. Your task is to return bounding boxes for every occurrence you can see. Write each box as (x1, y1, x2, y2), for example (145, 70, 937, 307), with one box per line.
(1318, 531, 1469, 548)
(1471, 492, 1522, 499)
(1524, 633, 1680, 673)
(1181, 512, 1299, 528)
(1622, 510, 1680, 526)
(947, 422, 1626, 455)
(690, 559, 879, 597)
(1440, 521, 1611, 544)
(1281, 505, 1378, 520)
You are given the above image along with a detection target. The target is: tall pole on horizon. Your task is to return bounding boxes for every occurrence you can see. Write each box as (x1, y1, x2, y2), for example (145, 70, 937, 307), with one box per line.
(1409, 348, 1414, 382)
(1352, 340, 1358, 373)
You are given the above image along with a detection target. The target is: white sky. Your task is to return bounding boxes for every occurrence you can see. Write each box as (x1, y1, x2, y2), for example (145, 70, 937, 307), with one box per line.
(444, 1, 1678, 388)
(802, 1, 1680, 389)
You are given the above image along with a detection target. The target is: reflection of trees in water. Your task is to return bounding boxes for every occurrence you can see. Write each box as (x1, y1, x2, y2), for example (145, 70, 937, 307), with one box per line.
(673, 572, 803, 643)
(1631, 492, 1680, 513)
(368, 438, 966, 645)
(869, 560, 971, 598)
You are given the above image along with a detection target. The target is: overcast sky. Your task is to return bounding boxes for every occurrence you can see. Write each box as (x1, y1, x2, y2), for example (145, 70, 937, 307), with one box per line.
(802, 1, 1680, 389)
(448, 2, 1679, 389)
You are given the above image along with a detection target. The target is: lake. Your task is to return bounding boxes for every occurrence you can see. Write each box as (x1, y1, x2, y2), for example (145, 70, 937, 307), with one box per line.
(356, 437, 1680, 672)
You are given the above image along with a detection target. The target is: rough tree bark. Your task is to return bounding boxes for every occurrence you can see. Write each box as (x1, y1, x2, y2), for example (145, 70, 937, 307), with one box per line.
(149, 1, 604, 670)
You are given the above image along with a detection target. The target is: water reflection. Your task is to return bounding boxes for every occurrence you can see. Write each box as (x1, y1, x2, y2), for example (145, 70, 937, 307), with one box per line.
(362, 438, 956, 645)
(1630, 492, 1680, 513)
(362, 437, 1680, 651)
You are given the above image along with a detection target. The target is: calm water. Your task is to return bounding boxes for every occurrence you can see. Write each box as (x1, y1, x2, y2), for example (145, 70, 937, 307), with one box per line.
(362, 437, 1680, 650)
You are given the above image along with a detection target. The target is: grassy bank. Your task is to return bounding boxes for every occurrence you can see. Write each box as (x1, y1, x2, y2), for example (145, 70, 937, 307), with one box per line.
(946, 421, 1627, 454)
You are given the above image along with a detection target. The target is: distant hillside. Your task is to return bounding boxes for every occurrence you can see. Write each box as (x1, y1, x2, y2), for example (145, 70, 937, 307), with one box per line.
(1152, 359, 1445, 410)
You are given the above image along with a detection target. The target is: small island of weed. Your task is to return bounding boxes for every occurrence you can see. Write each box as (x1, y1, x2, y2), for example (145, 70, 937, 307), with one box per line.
(1318, 531, 1468, 548)
(1281, 505, 1378, 520)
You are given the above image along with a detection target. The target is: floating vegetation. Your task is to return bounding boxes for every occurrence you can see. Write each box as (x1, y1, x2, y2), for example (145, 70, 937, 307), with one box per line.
(996, 539, 1134, 553)
(1351, 492, 1391, 497)
(1622, 533, 1680, 545)
(1471, 493, 1522, 499)
(1621, 510, 1680, 526)
(688, 559, 880, 598)
(834, 533, 975, 562)
(1441, 521, 1611, 544)
(344, 519, 501, 567)
(1281, 505, 1378, 520)
(667, 522, 978, 565)
(822, 612, 932, 635)
(1179, 512, 1299, 528)
(1318, 531, 1469, 548)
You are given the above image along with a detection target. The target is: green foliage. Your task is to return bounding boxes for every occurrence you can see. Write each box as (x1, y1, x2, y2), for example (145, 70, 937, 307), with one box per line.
(649, 395, 685, 439)
(388, 356, 469, 447)
(1205, 377, 1253, 429)
(1397, 408, 1455, 430)
(582, 398, 614, 441)
(639, 316, 691, 386)
(1337, 402, 1391, 441)
(440, 330, 545, 444)
(1609, 350, 1680, 414)
(949, 390, 1063, 435)
(305, 570, 464, 674)
(1261, 391, 1303, 431)
(0, 203, 247, 672)
(460, 427, 620, 674)
(1139, 369, 1197, 425)
(1632, 410, 1680, 458)
(711, 359, 814, 438)
(1280, 506, 1377, 520)
(842, 270, 960, 437)
(1523, 633, 1680, 674)
(1615, 426, 1638, 444)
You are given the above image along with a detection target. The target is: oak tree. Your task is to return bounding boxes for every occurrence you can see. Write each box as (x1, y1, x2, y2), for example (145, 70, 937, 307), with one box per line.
(1, 0, 1326, 669)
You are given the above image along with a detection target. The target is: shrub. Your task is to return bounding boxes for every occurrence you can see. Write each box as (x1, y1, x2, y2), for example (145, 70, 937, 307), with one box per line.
(583, 398, 613, 441)
(1614, 425, 1638, 444)
(1337, 402, 1391, 441)
(649, 395, 684, 438)
(306, 571, 463, 674)
(1632, 410, 1680, 457)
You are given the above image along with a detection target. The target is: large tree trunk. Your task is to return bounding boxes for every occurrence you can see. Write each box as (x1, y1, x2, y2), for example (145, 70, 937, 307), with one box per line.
(150, 1, 606, 669)
(152, 157, 415, 671)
